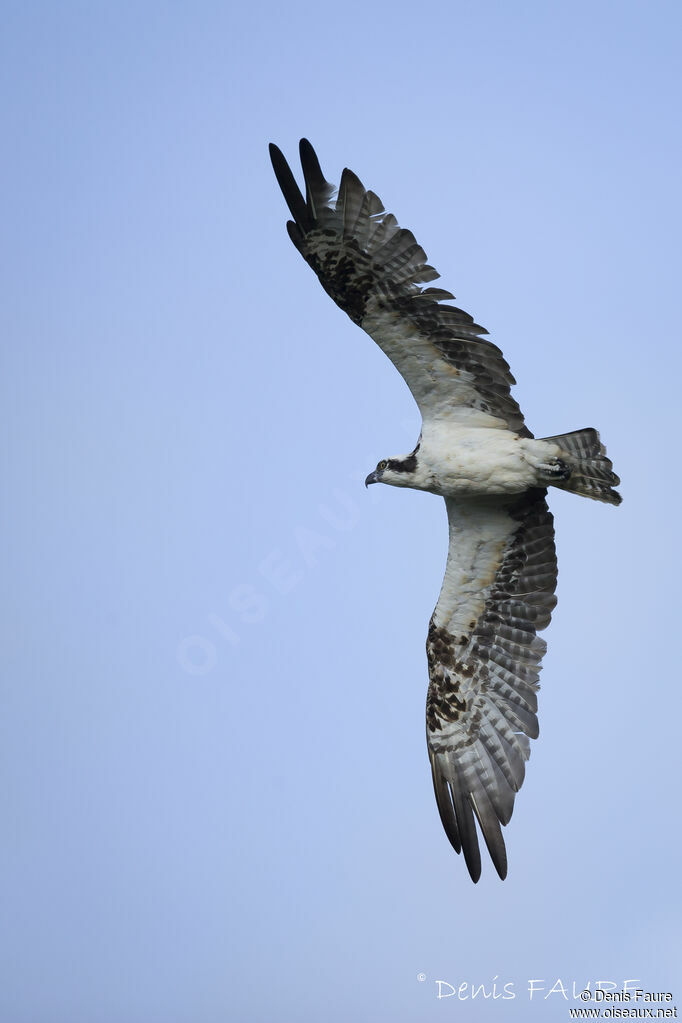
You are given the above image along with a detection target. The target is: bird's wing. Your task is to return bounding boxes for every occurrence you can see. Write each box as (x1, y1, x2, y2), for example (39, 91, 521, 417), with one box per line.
(270, 139, 531, 436)
(427, 489, 557, 881)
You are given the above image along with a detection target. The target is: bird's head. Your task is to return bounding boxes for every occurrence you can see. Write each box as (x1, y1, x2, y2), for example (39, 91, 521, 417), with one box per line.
(365, 450, 420, 489)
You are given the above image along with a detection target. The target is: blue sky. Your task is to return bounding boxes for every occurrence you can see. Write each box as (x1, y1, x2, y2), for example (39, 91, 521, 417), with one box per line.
(2, 1, 681, 1020)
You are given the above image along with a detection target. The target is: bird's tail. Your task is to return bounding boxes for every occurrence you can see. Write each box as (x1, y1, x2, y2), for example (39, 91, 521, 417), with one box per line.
(541, 427, 622, 505)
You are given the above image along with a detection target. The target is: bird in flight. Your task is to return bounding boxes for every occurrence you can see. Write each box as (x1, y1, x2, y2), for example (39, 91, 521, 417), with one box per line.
(269, 139, 621, 882)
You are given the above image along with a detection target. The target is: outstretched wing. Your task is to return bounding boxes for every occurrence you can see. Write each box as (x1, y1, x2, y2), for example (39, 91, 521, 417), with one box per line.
(270, 139, 531, 436)
(426, 489, 557, 881)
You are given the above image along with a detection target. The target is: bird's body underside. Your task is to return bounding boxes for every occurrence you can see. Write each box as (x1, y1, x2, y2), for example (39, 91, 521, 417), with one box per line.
(373, 426, 575, 498)
(269, 138, 621, 882)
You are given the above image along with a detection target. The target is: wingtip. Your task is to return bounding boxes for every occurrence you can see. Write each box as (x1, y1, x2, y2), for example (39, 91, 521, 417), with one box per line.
(340, 166, 363, 188)
(467, 860, 482, 884)
(269, 140, 311, 230)
(299, 138, 332, 199)
(465, 840, 507, 883)
(268, 141, 288, 179)
(463, 845, 482, 884)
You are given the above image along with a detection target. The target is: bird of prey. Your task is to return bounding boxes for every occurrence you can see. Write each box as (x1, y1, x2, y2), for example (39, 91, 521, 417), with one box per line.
(269, 139, 621, 882)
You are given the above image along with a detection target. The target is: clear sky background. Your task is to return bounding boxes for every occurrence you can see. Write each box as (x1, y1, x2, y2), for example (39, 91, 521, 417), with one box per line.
(3, 2, 681, 1021)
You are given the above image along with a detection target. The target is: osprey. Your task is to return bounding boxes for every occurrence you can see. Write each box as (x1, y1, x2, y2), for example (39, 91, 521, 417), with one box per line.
(270, 139, 621, 882)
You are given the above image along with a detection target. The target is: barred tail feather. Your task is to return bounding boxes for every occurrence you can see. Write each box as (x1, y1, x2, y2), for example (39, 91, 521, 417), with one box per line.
(543, 428, 622, 506)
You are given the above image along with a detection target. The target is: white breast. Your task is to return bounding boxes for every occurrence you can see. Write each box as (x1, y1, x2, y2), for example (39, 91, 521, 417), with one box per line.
(418, 423, 552, 497)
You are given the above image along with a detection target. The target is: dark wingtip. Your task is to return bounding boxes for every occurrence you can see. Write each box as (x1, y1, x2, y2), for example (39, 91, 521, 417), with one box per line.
(340, 166, 364, 191)
(268, 141, 288, 177)
(299, 137, 316, 162)
(466, 857, 482, 884)
(484, 829, 508, 880)
(431, 761, 461, 853)
(299, 138, 334, 217)
(463, 846, 482, 883)
(269, 140, 311, 231)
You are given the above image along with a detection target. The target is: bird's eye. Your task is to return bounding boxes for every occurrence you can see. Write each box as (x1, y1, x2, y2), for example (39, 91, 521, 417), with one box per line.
(377, 460, 388, 471)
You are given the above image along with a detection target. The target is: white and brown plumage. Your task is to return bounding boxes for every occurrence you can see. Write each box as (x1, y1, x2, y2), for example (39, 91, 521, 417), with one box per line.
(270, 139, 621, 882)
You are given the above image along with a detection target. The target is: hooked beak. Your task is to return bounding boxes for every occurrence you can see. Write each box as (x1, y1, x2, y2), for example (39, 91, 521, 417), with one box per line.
(365, 470, 381, 488)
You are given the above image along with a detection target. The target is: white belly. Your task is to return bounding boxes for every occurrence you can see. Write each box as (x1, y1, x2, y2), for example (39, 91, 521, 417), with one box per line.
(417, 425, 556, 497)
